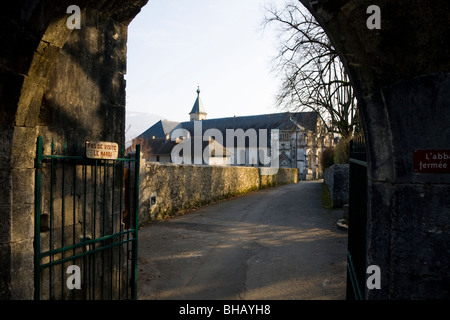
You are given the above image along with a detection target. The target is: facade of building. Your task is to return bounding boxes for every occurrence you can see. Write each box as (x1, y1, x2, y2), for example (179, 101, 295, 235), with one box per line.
(132, 88, 335, 179)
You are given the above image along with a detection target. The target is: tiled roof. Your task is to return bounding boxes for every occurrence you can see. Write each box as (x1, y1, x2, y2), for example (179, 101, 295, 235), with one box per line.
(135, 120, 180, 140)
(178, 112, 317, 134)
(170, 112, 318, 148)
(138, 138, 178, 157)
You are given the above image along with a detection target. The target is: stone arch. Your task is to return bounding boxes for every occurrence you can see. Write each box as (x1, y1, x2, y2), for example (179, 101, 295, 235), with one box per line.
(0, 0, 148, 299)
(2, 0, 449, 300)
(300, 0, 450, 298)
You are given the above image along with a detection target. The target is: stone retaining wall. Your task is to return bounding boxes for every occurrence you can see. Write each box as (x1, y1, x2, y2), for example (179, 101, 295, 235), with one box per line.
(323, 164, 349, 208)
(139, 161, 298, 225)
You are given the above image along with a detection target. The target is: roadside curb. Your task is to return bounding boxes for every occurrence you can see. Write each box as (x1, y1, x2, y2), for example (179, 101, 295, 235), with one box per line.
(336, 219, 348, 231)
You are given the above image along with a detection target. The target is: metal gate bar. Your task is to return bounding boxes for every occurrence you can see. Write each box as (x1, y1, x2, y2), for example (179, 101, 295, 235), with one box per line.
(346, 134, 368, 300)
(34, 136, 140, 300)
(347, 251, 363, 300)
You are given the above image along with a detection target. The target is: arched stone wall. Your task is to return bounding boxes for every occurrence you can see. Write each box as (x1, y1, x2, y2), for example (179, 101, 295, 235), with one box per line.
(0, 0, 147, 299)
(2, 0, 449, 300)
(301, 0, 450, 298)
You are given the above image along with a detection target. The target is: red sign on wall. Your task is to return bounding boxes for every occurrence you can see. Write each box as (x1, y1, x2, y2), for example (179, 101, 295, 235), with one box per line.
(414, 150, 450, 173)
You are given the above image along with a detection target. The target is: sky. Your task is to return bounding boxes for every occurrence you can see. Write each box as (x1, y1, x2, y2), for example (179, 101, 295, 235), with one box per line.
(125, 0, 286, 133)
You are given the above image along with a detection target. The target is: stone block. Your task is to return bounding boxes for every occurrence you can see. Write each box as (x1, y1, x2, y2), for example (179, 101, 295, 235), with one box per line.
(366, 181, 450, 299)
(0, 205, 11, 244)
(0, 169, 12, 207)
(15, 76, 45, 127)
(0, 243, 11, 299)
(0, 126, 13, 167)
(323, 164, 349, 208)
(389, 183, 450, 299)
(11, 204, 34, 242)
(40, 17, 72, 49)
(11, 168, 34, 205)
(9, 239, 34, 300)
(381, 73, 450, 184)
(11, 126, 37, 169)
(342, 204, 349, 220)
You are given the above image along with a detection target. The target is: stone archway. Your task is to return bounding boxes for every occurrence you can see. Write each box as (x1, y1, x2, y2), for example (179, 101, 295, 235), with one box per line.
(300, 0, 450, 299)
(0, 0, 148, 299)
(1, 0, 449, 300)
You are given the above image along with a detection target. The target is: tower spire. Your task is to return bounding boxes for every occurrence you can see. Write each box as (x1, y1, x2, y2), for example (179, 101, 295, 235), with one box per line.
(189, 86, 207, 121)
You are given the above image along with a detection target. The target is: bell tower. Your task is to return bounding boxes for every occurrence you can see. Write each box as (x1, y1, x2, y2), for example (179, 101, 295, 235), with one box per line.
(189, 86, 207, 121)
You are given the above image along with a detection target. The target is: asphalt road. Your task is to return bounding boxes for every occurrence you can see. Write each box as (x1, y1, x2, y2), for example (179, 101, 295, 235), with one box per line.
(137, 180, 348, 300)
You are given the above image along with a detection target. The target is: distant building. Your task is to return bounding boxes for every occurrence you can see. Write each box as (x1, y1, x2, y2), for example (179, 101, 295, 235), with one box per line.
(131, 87, 335, 179)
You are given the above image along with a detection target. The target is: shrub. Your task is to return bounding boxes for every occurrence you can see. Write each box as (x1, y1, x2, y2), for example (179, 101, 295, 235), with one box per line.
(334, 136, 351, 164)
(321, 147, 335, 169)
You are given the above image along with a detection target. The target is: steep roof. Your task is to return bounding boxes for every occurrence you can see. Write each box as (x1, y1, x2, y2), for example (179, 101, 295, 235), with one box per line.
(139, 138, 177, 158)
(172, 112, 319, 148)
(135, 119, 180, 141)
(189, 87, 207, 115)
(176, 112, 318, 135)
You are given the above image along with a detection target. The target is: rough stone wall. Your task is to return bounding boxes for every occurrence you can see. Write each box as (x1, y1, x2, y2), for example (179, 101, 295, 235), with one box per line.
(37, 9, 127, 149)
(301, 0, 450, 299)
(323, 164, 349, 208)
(0, 0, 148, 299)
(138, 161, 298, 226)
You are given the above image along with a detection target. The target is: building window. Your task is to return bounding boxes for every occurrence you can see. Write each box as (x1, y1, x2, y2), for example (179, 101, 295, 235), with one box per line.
(280, 132, 290, 141)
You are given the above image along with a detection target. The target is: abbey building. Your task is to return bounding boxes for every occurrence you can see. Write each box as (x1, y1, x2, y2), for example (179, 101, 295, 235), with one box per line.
(131, 87, 335, 180)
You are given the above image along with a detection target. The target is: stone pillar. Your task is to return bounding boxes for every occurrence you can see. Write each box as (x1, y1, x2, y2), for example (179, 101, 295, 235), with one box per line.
(0, 0, 148, 299)
(300, 0, 450, 298)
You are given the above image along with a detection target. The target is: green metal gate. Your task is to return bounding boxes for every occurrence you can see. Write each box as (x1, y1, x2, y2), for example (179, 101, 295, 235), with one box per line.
(346, 134, 368, 300)
(34, 136, 141, 300)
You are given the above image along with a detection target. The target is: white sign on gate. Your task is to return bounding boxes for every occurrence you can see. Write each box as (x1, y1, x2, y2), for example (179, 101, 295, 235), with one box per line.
(86, 141, 119, 160)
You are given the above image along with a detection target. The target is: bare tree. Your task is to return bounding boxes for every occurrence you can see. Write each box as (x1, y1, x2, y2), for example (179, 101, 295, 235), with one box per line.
(264, 1, 358, 138)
